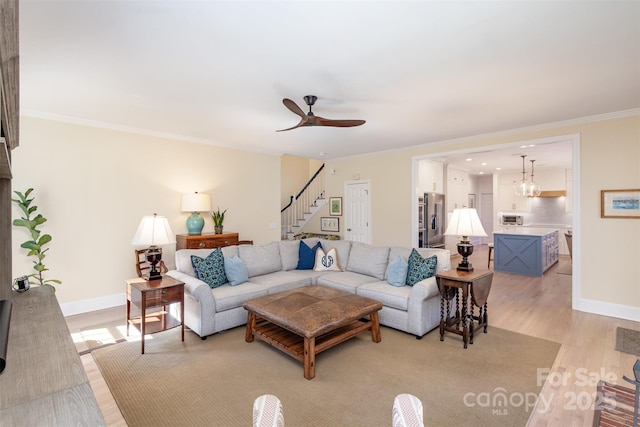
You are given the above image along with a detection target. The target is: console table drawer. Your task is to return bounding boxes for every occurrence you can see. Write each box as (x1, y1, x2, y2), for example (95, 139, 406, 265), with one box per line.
(176, 233, 239, 250)
(144, 286, 183, 307)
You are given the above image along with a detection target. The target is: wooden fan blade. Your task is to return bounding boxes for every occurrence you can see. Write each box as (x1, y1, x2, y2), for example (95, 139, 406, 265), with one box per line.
(276, 118, 308, 132)
(282, 98, 307, 119)
(314, 117, 366, 128)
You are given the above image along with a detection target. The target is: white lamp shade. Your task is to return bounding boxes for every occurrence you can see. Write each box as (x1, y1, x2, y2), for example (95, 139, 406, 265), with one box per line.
(131, 215, 176, 246)
(444, 208, 488, 237)
(181, 193, 211, 213)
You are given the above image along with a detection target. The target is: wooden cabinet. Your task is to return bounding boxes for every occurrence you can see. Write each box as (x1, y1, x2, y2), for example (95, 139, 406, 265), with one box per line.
(446, 167, 470, 211)
(496, 172, 531, 212)
(418, 159, 444, 194)
(176, 232, 239, 250)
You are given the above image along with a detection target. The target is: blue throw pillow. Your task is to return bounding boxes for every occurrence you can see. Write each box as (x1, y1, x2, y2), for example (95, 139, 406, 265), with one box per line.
(406, 249, 437, 286)
(224, 255, 249, 286)
(386, 255, 408, 287)
(191, 248, 227, 288)
(296, 240, 322, 270)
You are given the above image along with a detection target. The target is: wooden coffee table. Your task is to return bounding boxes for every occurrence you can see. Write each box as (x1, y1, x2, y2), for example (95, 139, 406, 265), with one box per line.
(243, 286, 382, 380)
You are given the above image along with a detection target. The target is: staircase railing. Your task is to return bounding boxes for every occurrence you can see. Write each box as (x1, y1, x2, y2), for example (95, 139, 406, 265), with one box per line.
(281, 164, 325, 239)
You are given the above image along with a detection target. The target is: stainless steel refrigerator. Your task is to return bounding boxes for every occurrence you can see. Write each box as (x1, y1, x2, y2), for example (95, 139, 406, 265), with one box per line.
(418, 192, 445, 248)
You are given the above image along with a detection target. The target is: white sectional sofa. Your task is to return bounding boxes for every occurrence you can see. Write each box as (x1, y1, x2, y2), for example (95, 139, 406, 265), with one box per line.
(166, 238, 450, 339)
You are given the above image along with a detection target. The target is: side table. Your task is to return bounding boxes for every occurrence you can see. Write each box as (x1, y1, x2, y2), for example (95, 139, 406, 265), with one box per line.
(126, 276, 185, 354)
(436, 269, 493, 348)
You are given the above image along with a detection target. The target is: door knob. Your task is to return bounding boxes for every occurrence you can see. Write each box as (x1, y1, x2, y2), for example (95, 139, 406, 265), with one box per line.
(347, 228, 352, 231)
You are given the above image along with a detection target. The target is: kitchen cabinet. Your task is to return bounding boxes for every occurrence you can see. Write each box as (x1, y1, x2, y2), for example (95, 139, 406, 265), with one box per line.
(418, 159, 444, 194)
(493, 228, 559, 276)
(534, 169, 566, 191)
(446, 167, 469, 212)
(496, 172, 531, 212)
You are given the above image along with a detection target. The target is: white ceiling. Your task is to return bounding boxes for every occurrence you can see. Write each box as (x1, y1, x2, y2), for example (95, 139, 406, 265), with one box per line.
(18, 1, 640, 161)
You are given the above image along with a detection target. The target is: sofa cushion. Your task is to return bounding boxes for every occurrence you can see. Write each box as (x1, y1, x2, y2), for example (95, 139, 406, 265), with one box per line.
(346, 243, 390, 280)
(247, 271, 311, 294)
(357, 281, 411, 311)
(406, 249, 437, 286)
(191, 248, 227, 288)
(278, 240, 300, 271)
(386, 255, 408, 287)
(321, 240, 351, 269)
(239, 242, 282, 277)
(296, 240, 322, 270)
(316, 271, 379, 293)
(224, 255, 249, 286)
(313, 247, 341, 272)
(210, 282, 268, 312)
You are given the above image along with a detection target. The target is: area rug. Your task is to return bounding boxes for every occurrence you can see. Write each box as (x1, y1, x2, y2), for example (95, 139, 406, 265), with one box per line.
(93, 325, 559, 426)
(616, 327, 640, 356)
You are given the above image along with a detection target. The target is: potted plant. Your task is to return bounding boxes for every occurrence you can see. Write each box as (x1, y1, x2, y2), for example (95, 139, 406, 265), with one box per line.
(12, 188, 62, 291)
(211, 207, 227, 234)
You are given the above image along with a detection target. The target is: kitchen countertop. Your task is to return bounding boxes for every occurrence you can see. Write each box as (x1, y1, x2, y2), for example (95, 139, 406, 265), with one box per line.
(494, 227, 560, 236)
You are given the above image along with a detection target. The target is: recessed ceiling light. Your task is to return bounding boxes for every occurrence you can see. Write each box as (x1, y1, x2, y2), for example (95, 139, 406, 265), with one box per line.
(319, 152, 326, 156)
(479, 172, 485, 175)
(496, 167, 502, 170)
(481, 162, 487, 166)
(465, 158, 472, 162)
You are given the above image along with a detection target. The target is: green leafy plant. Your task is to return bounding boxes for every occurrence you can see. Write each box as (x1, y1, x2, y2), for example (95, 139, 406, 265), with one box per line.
(12, 188, 62, 291)
(211, 207, 228, 227)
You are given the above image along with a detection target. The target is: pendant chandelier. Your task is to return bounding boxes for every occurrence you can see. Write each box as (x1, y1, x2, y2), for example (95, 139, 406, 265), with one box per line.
(513, 155, 541, 197)
(514, 155, 529, 196)
(527, 159, 541, 197)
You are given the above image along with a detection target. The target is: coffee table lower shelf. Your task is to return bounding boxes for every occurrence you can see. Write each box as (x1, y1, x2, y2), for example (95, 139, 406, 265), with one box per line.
(246, 314, 380, 380)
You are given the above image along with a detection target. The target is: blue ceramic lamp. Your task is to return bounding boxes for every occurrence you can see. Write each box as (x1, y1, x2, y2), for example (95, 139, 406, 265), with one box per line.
(181, 192, 212, 235)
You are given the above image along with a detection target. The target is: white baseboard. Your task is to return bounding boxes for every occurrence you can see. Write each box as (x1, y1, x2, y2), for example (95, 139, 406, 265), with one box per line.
(61, 292, 126, 317)
(575, 297, 640, 323)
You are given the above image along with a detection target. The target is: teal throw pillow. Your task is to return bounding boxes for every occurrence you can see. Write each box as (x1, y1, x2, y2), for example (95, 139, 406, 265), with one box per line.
(296, 240, 322, 270)
(191, 248, 227, 288)
(386, 255, 408, 287)
(224, 255, 249, 286)
(406, 249, 437, 286)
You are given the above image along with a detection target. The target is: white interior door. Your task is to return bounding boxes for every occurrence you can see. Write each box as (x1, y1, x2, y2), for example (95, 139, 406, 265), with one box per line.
(344, 181, 371, 243)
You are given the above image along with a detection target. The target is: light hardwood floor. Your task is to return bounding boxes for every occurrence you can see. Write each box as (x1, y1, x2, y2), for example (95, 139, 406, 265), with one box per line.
(65, 245, 639, 426)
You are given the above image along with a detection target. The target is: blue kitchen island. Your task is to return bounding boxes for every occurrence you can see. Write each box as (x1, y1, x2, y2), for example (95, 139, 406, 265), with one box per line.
(493, 228, 560, 276)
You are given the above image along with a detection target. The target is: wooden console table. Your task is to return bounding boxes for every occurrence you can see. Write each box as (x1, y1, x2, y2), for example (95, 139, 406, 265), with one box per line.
(436, 269, 493, 348)
(0, 287, 105, 426)
(176, 232, 239, 250)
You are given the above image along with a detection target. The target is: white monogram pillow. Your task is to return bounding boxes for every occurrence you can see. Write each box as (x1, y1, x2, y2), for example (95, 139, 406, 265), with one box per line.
(313, 247, 342, 272)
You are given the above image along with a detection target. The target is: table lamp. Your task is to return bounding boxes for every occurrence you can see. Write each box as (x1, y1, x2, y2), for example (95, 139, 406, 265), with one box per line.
(131, 214, 176, 280)
(181, 192, 211, 235)
(444, 208, 487, 272)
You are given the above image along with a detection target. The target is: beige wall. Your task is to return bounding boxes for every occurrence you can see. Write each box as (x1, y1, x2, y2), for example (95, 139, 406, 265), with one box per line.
(324, 114, 640, 319)
(280, 154, 323, 208)
(11, 117, 281, 313)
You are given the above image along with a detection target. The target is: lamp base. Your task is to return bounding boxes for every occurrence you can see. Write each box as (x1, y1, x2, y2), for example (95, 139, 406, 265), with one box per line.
(456, 240, 475, 272)
(186, 212, 205, 235)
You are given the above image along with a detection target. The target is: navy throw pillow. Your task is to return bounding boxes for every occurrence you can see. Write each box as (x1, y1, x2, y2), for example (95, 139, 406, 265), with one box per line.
(296, 240, 322, 270)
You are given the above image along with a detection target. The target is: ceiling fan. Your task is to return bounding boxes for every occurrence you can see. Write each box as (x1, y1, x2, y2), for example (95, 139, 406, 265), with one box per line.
(276, 95, 366, 132)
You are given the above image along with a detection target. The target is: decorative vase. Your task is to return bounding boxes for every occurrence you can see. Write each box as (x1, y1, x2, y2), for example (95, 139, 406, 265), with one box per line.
(214, 225, 223, 234)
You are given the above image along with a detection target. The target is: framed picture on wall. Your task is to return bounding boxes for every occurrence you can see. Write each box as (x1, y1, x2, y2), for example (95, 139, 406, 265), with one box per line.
(601, 189, 640, 218)
(329, 197, 342, 216)
(321, 217, 339, 232)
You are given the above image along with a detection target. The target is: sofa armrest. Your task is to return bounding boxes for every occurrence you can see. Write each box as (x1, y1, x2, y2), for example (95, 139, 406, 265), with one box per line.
(408, 276, 439, 301)
(166, 270, 215, 308)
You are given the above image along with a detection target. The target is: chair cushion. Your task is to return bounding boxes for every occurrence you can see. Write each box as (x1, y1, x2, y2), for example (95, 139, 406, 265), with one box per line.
(191, 248, 227, 288)
(296, 240, 322, 270)
(224, 255, 249, 286)
(406, 249, 437, 286)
